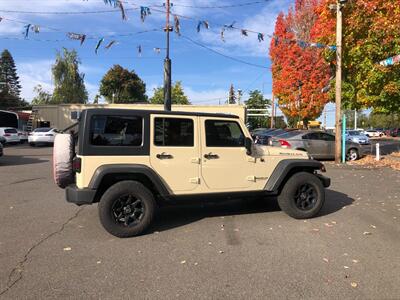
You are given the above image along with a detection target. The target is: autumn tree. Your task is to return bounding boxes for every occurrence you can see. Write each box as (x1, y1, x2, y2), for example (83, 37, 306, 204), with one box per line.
(270, 1, 331, 124)
(314, 0, 400, 113)
(150, 81, 190, 105)
(100, 65, 147, 104)
(52, 48, 88, 104)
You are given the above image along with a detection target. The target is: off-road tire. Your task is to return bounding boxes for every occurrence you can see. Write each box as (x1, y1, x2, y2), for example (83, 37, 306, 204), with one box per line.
(98, 181, 156, 238)
(277, 172, 325, 219)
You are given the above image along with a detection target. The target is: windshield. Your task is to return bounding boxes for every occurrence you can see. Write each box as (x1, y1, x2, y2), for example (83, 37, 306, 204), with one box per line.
(276, 131, 302, 139)
(34, 128, 52, 133)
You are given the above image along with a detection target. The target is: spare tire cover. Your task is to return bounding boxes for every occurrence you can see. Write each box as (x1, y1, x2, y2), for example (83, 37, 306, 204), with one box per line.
(53, 134, 74, 189)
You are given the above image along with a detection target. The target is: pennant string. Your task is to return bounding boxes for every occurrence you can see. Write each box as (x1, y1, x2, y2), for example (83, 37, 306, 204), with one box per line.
(174, 15, 180, 35)
(23, 24, 31, 38)
(105, 40, 116, 49)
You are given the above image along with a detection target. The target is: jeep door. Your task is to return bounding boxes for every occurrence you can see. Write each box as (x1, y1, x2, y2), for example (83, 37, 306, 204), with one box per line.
(150, 115, 200, 193)
(200, 118, 255, 191)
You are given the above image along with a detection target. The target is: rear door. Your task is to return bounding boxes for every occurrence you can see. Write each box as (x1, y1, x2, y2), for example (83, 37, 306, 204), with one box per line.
(320, 132, 335, 159)
(200, 118, 255, 191)
(150, 115, 200, 194)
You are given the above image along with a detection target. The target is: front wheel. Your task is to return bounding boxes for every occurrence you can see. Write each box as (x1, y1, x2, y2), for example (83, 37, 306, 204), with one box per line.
(277, 172, 325, 219)
(346, 148, 359, 161)
(98, 181, 156, 238)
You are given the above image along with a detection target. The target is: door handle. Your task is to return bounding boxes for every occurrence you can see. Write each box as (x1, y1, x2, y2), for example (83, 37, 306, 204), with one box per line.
(156, 152, 173, 159)
(204, 152, 219, 159)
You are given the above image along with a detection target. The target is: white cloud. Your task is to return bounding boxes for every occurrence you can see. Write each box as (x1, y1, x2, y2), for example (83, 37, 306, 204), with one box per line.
(17, 60, 53, 101)
(197, 0, 292, 57)
(185, 86, 228, 105)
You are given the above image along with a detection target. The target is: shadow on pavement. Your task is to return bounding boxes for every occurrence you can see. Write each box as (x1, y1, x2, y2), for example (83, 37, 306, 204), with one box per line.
(149, 189, 353, 233)
(318, 189, 354, 217)
(0, 155, 48, 166)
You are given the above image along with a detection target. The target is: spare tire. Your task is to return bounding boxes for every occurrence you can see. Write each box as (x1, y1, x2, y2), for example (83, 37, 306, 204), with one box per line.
(53, 133, 75, 189)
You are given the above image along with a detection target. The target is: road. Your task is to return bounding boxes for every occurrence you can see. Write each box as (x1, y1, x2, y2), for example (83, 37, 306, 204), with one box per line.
(0, 144, 399, 299)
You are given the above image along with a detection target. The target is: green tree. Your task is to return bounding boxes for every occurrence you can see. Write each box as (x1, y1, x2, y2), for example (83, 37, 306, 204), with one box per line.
(31, 84, 52, 105)
(52, 48, 88, 104)
(228, 84, 236, 104)
(0, 49, 23, 109)
(245, 90, 271, 129)
(149, 81, 190, 105)
(99, 65, 147, 104)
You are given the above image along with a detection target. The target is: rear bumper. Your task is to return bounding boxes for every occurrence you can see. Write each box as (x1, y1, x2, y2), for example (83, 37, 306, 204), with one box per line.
(316, 174, 330, 188)
(65, 185, 96, 205)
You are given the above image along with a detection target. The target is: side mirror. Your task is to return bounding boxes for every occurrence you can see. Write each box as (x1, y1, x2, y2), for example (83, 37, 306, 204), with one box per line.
(245, 137, 253, 155)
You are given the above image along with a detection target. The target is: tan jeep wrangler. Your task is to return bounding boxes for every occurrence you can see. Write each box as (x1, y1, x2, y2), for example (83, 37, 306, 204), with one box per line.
(53, 109, 330, 237)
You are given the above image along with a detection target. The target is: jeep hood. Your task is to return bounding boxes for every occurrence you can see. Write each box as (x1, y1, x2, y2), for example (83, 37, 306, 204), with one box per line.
(254, 145, 309, 159)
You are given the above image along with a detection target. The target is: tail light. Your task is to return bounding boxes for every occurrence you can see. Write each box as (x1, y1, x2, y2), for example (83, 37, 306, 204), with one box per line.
(18, 133, 22, 136)
(4, 134, 10, 137)
(72, 157, 81, 173)
(279, 139, 291, 148)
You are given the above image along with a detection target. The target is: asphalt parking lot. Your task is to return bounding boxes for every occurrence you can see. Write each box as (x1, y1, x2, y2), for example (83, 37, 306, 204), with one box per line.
(0, 144, 399, 299)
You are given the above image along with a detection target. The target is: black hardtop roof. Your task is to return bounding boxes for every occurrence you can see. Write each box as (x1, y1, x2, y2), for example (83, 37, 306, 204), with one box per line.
(83, 108, 239, 119)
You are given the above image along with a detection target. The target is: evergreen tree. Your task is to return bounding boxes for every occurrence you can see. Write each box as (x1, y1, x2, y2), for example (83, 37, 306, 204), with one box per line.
(0, 49, 22, 109)
(99, 65, 147, 104)
(228, 84, 236, 104)
(52, 48, 88, 104)
(150, 81, 190, 104)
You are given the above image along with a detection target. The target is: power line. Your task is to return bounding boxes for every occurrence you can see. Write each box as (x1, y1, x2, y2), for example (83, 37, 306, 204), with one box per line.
(172, 1, 269, 9)
(180, 35, 269, 69)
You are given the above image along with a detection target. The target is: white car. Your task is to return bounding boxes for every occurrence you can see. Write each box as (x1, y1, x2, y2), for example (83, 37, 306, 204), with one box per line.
(28, 128, 59, 146)
(365, 129, 383, 137)
(0, 127, 20, 144)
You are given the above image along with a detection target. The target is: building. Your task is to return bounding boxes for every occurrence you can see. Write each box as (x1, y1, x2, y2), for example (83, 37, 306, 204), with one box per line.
(31, 104, 247, 131)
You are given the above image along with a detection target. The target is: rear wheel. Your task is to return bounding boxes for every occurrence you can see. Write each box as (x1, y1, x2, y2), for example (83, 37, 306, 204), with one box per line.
(346, 148, 359, 161)
(98, 181, 155, 238)
(277, 172, 325, 219)
(29, 142, 35, 147)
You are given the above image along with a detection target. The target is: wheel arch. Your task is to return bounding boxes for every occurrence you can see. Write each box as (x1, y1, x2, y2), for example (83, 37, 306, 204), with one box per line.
(89, 164, 171, 203)
(264, 159, 325, 193)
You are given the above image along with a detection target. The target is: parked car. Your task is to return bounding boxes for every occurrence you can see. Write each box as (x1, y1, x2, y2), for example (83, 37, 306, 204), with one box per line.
(252, 128, 290, 145)
(28, 128, 59, 146)
(0, 136, 5, 145)
(346, 130, 370, 145)
(0, 141, 3, 157)
(17, 130, 28, 143)
(365, 129, 384, 137)
(0, 127, 20, 144)
(271, 130, 363, 161)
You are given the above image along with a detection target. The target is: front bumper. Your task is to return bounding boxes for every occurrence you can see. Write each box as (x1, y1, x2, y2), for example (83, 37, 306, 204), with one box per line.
(316, 174, 331, 188)
(65, 185, 96, 205)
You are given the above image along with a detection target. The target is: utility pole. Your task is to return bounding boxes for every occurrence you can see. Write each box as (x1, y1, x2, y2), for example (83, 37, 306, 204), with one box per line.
(334, 0, 344, 163)
(323, 107, 327, 129)
(163, 0, 172, 111)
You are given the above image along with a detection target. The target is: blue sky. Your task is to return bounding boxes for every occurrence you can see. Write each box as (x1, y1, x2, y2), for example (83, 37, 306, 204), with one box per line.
(0, 0, 337, 125)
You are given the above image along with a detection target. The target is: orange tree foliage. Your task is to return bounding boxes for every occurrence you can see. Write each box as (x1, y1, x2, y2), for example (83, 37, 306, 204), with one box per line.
(314, 0, 400, 112)
(270, 0, 332, 124)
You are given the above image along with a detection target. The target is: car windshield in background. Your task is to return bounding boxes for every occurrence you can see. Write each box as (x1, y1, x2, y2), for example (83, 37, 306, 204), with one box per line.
(4, 128, 18, 133)
(34, 128, 52, 132)
(275, 131, 303, 139)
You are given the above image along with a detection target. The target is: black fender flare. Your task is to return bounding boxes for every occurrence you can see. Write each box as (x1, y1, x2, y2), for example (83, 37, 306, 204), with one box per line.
(264, 159, 326, 192)
(89, 164, 171, 196)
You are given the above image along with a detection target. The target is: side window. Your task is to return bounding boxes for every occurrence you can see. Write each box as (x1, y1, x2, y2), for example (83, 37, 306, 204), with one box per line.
(205, 120, 245, 147)
(321, 133, 335, 141)
(303, 132, 321, 140)
(90, 115, 143, 146)
(154, 118, 194, 147)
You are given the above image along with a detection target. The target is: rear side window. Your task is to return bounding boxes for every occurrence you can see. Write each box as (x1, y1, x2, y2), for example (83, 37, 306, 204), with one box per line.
(90, 115, 143, 146)
(154, 118, 194, 147)
(205, 120, 245, 147)
(5, 128, 17, 133)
